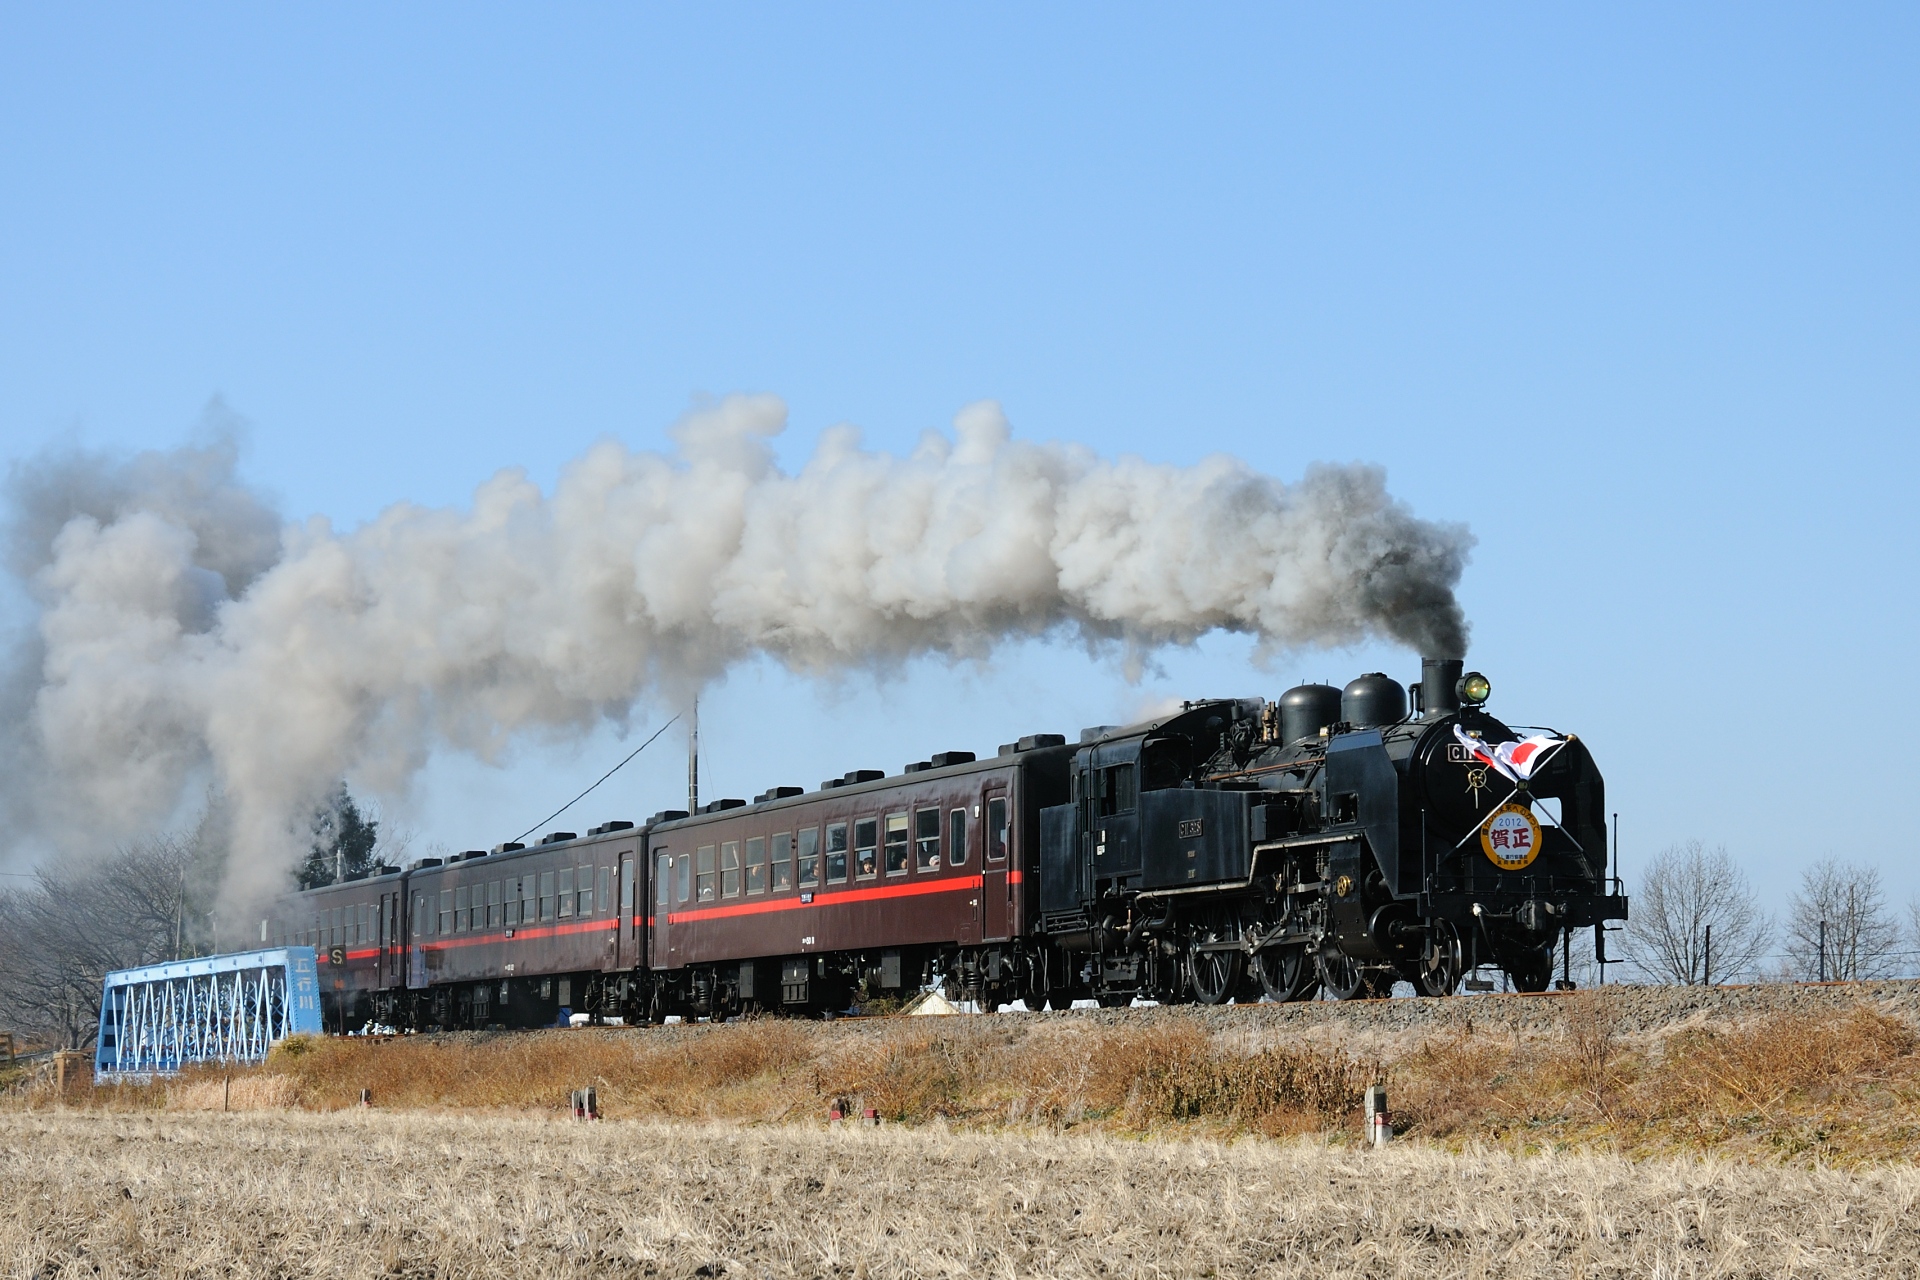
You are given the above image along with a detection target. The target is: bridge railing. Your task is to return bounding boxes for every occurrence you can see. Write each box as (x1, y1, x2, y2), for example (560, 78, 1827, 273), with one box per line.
(94, 947, 324, 1082)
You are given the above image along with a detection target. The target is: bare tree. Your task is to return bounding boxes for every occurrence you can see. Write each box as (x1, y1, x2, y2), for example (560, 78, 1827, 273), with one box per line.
(1787, 858, 1898, 981)
(0, 835, 219, 1049)
(1624, 839, 1769, 984)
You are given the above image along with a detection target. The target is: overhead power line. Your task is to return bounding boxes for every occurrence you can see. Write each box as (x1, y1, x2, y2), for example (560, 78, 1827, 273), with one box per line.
(512, 715, 682, 845)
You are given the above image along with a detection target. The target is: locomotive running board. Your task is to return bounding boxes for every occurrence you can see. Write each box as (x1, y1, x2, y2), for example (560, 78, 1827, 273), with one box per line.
(1132, 835, 1360, 901)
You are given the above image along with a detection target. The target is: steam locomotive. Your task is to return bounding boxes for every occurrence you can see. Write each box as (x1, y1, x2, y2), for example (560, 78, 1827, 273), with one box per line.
(266, 657, 1628, 1030)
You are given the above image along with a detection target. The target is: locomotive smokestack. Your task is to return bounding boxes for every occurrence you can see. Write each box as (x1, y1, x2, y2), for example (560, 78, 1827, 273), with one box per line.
(1418, 657, 1464, 716)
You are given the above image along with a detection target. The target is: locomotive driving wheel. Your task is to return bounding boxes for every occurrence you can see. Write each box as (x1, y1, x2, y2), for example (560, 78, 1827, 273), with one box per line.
(1408, 919, 1463, 997)
(1186, 911, 1246, 1005)
(1318, 947, 1389, 1001)
(1252, 945, 1320, 1002)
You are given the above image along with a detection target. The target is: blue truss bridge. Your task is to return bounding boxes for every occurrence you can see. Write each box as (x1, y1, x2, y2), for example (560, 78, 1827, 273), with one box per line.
(94, 947, 325, 1082)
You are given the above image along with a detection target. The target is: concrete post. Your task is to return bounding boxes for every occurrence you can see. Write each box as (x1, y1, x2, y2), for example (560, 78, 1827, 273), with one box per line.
(1365, 1083, 1390, 1148)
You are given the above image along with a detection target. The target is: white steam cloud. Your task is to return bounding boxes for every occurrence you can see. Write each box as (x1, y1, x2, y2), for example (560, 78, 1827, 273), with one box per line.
(0, 396, 1472, 910)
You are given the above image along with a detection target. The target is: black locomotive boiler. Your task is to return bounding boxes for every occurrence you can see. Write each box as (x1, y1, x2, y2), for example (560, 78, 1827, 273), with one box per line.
(267, 657, 1627, 1030)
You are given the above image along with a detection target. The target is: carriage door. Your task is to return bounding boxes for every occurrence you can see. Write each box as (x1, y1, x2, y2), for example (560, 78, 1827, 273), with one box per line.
(981, 789, 1011, 941)
(617, 853, 637, 968)
(380, 892, 399, 984)
(652, 848, 677, 967)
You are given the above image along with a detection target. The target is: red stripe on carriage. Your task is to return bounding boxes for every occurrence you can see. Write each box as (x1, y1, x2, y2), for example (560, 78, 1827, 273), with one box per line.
(666, 874, 985, 924)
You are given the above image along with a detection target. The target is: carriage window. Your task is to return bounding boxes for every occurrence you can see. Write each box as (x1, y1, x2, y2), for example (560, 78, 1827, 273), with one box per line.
(987, 798, 1009, 862)
(458, 886, 474, 931)
(540, 871, 556, 920)
(825, 823, 849, 884)
(598, 865, 612, 917)
(557, 868, 575, 918)
(855, 819, 879, 880)
(521, 877, 535, 924)
(438, 890, 453, 935)
(656, 853, 671, 907)
(482, 881, 495, 928)
(622, 859, 636, 914)
(916, 809, 940, 871)
(949, 809, 968, 866)
(721, 841, 742, 897)
(577, 864, 594, 917)
(884, 813, 909, 876)
(676, 853, 691, 904)
(801, 827, 824, 886)
(771, 832, 793, 891)
(745, 837, 767, 894)
(332, 907, 344, 945)
(696, 845, 717, 901)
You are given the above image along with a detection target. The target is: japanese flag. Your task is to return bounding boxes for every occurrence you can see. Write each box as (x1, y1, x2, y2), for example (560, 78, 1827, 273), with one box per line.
(1454, 726, 1566, 784)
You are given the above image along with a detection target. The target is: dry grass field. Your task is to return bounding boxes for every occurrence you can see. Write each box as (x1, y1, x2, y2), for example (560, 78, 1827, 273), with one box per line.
(11, 987, 1920, 1276)
(8, 1109, 1920, 1279)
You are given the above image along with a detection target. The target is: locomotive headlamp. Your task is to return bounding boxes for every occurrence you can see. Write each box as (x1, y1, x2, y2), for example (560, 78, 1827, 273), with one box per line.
(1457, 672, 1491, 706)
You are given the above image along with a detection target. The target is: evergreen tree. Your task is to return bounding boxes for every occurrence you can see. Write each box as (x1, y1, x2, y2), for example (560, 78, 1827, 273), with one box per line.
(297, 784, 380, 889)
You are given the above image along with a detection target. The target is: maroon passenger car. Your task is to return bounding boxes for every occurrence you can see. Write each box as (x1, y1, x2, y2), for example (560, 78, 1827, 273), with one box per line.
(646, 737, 1072, 1019)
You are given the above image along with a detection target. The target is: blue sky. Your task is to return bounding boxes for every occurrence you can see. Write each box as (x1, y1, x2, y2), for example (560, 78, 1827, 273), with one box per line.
(3, 6, 1916, 920)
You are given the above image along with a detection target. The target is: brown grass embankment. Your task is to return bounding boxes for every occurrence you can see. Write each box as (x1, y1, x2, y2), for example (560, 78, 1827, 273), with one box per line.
(6, 1109, 1920, 1279)
(21, 989, 1920, 1162)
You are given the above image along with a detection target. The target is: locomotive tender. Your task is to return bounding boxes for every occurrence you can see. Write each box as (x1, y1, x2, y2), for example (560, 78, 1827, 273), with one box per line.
(266, 657, 1628, 1030)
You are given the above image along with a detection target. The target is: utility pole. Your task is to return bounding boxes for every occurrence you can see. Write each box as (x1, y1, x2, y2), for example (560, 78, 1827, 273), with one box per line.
(687, 698, 700, 815)
(1703, 924, 1712, 986)
(1819, 919, 1828, 982)
(175, 865, 185, 960)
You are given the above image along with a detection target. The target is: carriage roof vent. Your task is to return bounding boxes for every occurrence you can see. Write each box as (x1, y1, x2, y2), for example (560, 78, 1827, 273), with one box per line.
(646, 809, 690, 825)
(409, 857, 443, 870)
(903, 760, 933, 773)
(929, 750, 976, 768)
(538, 832, 577, 845)
(492, 842, 526, 854)
(999, 733, 1066, 756)
(373, 864, 400, 877)
(702, 799, 746, 814)
(842, 769, 885, 786)
(754, 786, 805, 803)
(1079, 725, 1119, 744)
(821, 778, 845, 789)
(455, 850, 487, 862)
(587, 820, 635, 836)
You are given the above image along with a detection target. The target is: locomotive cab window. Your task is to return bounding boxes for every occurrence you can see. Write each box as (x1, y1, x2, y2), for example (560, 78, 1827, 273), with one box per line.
(557, 868, 574, 918)
(987, 798, 1009, 862)
(948, 809, 968, 866)
(1098, 764, 1137, 817)
(855, 819, 879, 881)
(884, 813, 909, 876)
(745, 836, 767, 894)
(696, 845, 717, 902)
(825, 823, 848, 884)
(721, 841, 742, 898)
(800, 827, 823, 887)
(1333, 792, 1359, 825)
(915, 808, 940, 871)
(771, 832, 793, 891)
(1141, 739, 1188, 791)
